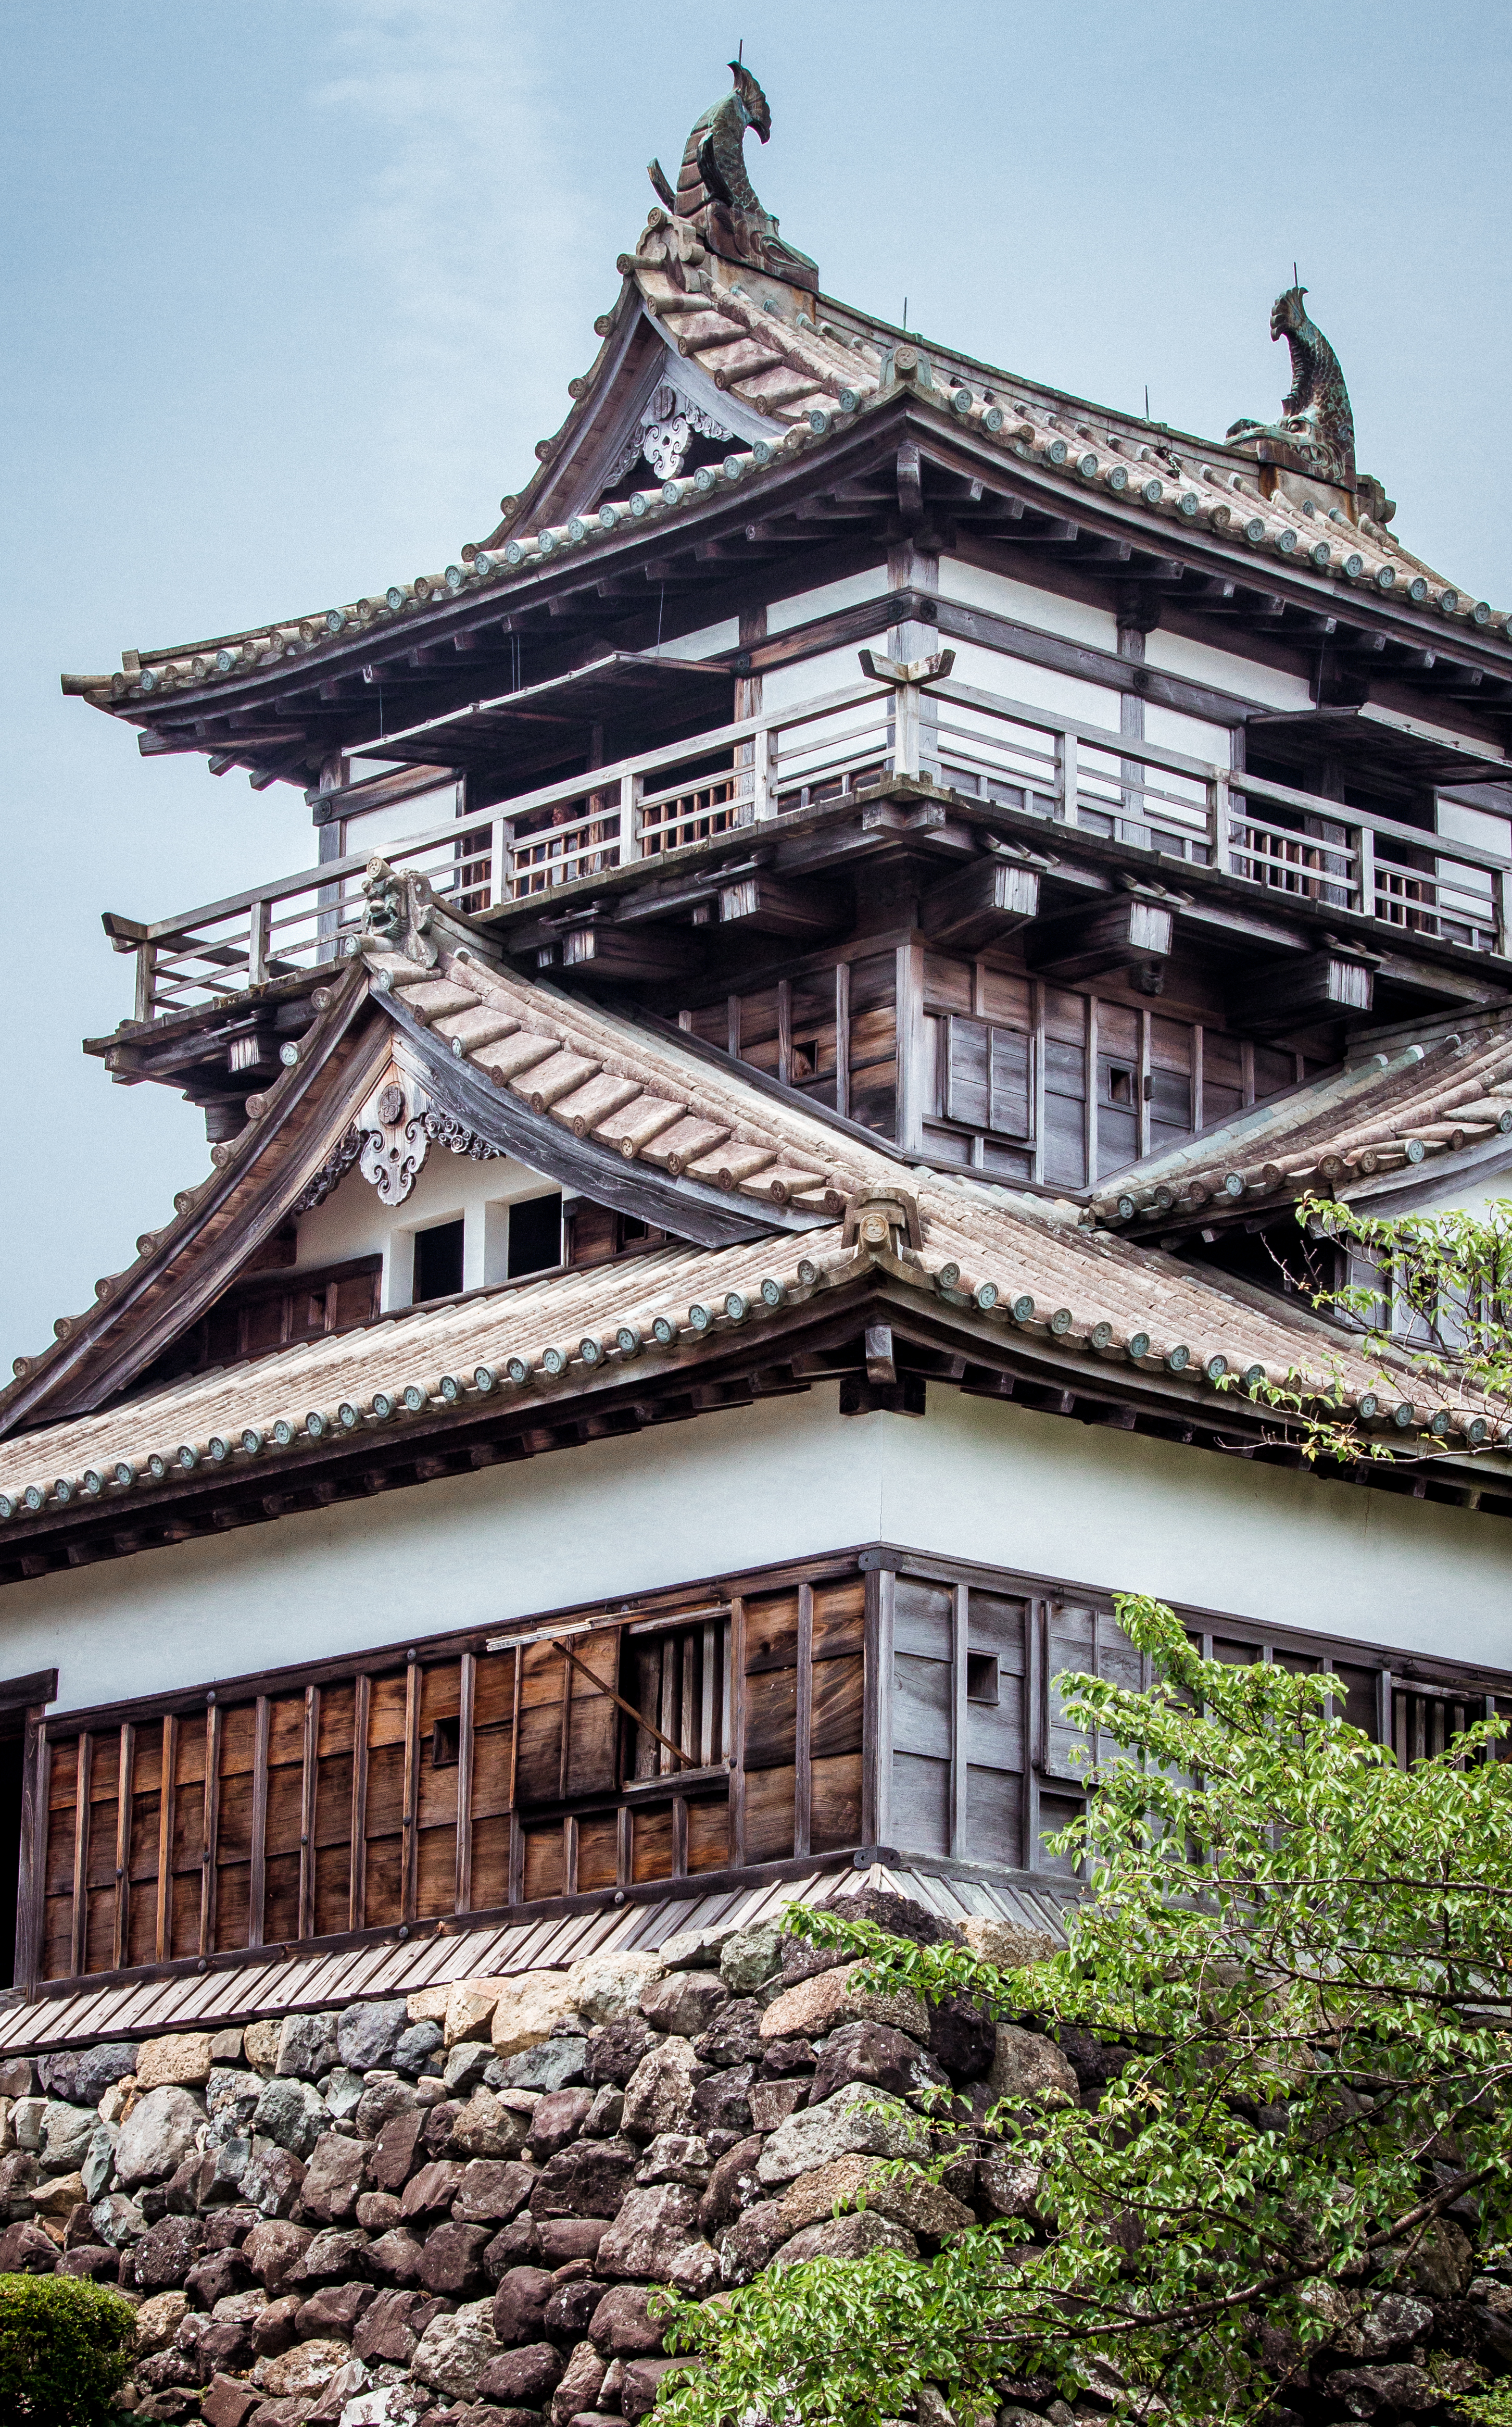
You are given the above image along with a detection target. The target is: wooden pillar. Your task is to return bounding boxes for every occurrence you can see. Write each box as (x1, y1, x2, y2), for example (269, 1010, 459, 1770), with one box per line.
(112, 1724, 135, 1972)
(727, 1597, 747, 1867)
(248, 1698, 270, 1949)
(455, 1653, 476, 1917)
(864, 1566, 895, 1846)
(16, 1713, 50, 1997)
(793, 1583, 814, 1860)
(155, 1715, 178, 1963)
(199, 1702, 222, 1958)
(70, 1732, 92, 1979)
(298, 1688, 320, 1943)
(348, 1677, 370, 1931)
(401, 1659, 421, 1925)
(835, 961, 851, 1121)
(949, 1584, 969, 1857)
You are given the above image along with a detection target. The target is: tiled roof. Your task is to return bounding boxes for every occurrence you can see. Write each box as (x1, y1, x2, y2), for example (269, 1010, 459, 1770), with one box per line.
(72, 226, 1510, 711)
(0, 1861, 1075, 2054)
(3, 1043, 1500, 1523)
(371, 928, 894, 1218)
(1091, 1011, 1512, 1228)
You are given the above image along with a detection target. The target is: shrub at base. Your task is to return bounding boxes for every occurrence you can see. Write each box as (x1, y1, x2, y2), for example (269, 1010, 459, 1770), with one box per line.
(0, 2271, 139, 2425)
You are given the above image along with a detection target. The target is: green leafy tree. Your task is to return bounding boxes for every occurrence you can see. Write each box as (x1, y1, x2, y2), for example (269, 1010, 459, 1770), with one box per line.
(657, 1597, 1512, 2427)
(1221, 1197, 1512, 1466)
(0, 2273, 138, 2426)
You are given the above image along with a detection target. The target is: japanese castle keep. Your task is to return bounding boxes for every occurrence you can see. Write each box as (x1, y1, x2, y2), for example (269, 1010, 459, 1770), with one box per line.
(0, 58, 1510, 2418)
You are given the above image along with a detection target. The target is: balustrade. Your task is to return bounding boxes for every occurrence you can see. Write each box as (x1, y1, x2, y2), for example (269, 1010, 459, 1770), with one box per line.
(106, 669, 1511, 1023)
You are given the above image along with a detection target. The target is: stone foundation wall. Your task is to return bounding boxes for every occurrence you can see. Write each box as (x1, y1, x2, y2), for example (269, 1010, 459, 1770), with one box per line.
(0, 1889, 1505, 2427)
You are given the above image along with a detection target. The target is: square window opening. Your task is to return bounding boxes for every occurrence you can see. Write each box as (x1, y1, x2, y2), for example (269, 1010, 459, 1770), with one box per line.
(509, 1193, 563, 1280)
(1106, 1064, 1134, 1108)
(966, 1652, 1001, 1705)
(413, 1218, 464, 1304)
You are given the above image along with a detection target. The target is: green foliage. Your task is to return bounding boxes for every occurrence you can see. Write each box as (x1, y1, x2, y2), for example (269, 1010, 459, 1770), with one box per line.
(1218, 1195, 1512, 1466)
(0, 2271, 138, 2426)
(655, 1596, 1512, 2427)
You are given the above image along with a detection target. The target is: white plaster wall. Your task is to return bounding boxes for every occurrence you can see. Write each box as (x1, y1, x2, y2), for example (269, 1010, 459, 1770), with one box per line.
(295, 1153, 560, 1308)
(658, 618, 739, 661)
(1143, 629, 1313, 711)
(939, 560, 1119, 652)
(6, 1386, 1509, 1718)
(767, 568, 890, 635)
(944, 636, 1120, 735)
(339, 781, 462, 857)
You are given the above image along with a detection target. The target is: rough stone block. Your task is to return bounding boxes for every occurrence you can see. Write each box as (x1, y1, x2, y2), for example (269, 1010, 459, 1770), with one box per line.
(976, 2154, 1042, 2220)
(493, 2259, 559, 2344)
(394, 2021, 444, 2078)
(251, 2335, 350, 2397)
(293, 2225, 372, 2285)
(31, 2166, 87, 2218)
(255, 2077, 331, 2160)
(778, 2152, 972, 2243)
(699, 2134, 764, 2234)
(639, 1973, 729, 2040)
(527, 2086, 594, 2160)
(621, 2043, 702, 2142)
(986, 2025, 1079, 2106)
(718, 1922, 784, 1995)
(587, 2284, 669, 2357)
(209, 2031, 245, 2067)
(251, 2291, 304, 2356)
(490, 1974, 584, 2060)
(689, 2068, 752, 2137)
(451, 2088, 528, 2161)
(352, 2286, 446, 2365)
(365, 2227, 425, 2286)
(756, 2082, 928, 2185)
(298, 2133, 369, 2224)
(295, 2281, 376, 2338)
(501, 2039, 589, 2096)
(594, 2184, 704, 2281)
(114, 2087, 205, 2191)
(244, 2220, 314, 2295)
(354, 2192, 403, 2235)
(202, 2373, 262, 2427)
(134, 2215, 206, 2291)
(137, 2035, 216, 2093)
(241, 2141, 308, 2219)
(369, 2108, 425, 2193)
(529, 2138, 636, 2221)
(412, 2296, 501, 2400)
(811, 2021, 942, 2107)
(759, 1962, 928, 2047)
(337, 2001, 410, 2074)
(275, 2014, 341, 2084)
(715, 2200, 791, 2286)
(544, 2276, 606, 2339)
(445, 1980, 510, 2049)
(453, 2159, 535, 2225)
(243, 2020, 282, 2075)
(185, 2247, 255, 2307)
(481, 2340, 568, 2406)
(636, 2133, 711, 2187)
(566, 1953, 664, 2028)
(444, 2043, 495, 2099)
(747, 2081, 805, 2135)
(401, 2159, 464, 2220)
(418, 2219, 493, 2297)
(354, 2078, 418, 2141)
(536, 2219, 609, 2267)
(40, 2101, 98, 2170)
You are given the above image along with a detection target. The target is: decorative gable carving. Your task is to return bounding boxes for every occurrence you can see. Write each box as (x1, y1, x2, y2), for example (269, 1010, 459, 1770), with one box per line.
(610, 380, 735, 485)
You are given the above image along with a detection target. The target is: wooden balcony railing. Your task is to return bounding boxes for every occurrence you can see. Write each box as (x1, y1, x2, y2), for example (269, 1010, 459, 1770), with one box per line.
(105, 670, 1511, 1022)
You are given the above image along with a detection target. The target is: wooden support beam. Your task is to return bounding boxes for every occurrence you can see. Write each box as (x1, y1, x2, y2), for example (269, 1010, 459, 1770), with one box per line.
(401, 1659, 421, 1924)
(1026, 894, 1174, 984)
(71, 1732, 92, 1979)
(727, 1597, 747, 1868)
(455, 1651, 475, 1917)
(794, 1582, 814, 1860)
(561, 923, 699, 982)
(919, 855, 1039, 949)
(349, 1675, 369, 1931)
(718, 872, 846, 938)
(199, 1704, 221, 1958)
(1230, 950, 1374, 1034)
(298, 1687, 320, 1943)
(17, 1714, 49, 1999)
(112, 1724, 135, 1972)
(155, 1714, 178, 1963)
(248, 1698, 270, 1948)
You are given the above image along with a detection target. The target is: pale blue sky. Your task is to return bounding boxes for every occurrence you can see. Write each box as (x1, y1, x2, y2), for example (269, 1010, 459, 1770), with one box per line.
(4, 0, 1510, 1362)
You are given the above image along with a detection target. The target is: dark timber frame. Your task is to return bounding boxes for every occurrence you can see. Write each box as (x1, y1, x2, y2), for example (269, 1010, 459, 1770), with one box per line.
(13, 1542, 1512, 2001)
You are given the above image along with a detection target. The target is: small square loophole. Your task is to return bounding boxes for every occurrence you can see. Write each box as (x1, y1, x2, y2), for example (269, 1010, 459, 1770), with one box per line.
(966, 1652, 1000, 1705)
(431, 1718, 460, 1768)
